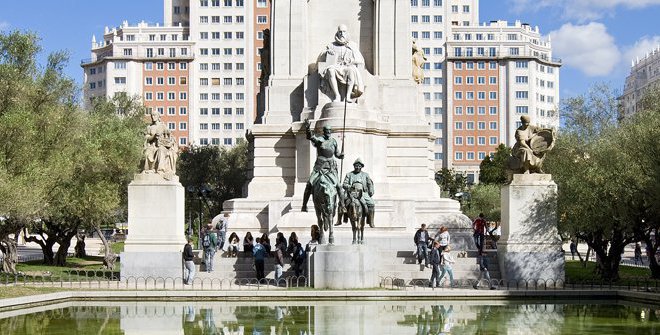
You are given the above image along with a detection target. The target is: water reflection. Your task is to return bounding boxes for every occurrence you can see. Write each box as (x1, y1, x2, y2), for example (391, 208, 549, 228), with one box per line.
(0, 301, 658, 334)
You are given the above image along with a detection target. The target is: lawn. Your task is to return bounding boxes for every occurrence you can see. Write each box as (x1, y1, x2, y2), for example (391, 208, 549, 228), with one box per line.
(0, 256, 120, 283)
(565, 260, 657, 286)
(0, 286, 65, 299)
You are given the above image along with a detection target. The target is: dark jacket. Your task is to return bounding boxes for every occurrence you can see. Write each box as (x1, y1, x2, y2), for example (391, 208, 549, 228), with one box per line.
(414, 229, 429, 245)
(429, 248, 441, 265)
(183, 243, 194, 261)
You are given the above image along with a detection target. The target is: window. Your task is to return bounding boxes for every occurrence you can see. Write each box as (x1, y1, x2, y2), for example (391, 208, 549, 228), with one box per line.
(454, 61, 462, 69)
(434, 31, 442, 39)
(179, 122, 187, 130)
(114, 77, 126, 84)
(515, 91, 529, 99)
(478, 107, 485, 115)
(455, 107, 463, 115)
(212, 93, 221, 100)
(180, 92, 187, 100)
(466, 77, 474, 84)
(114, 62, 126, 69)
(422, 0, 430, 6)
(200, 93, 208, 100)
(478, 152, 486, 160)
(454, 122, 463, 130)
(156, 92, 164, 100)
(466, 62, 474, 69)
(477, 76, 485, 85)
(489, 77, 497, 84)
(257, 15, 267, 24)
(466, 122, 474, 130)
(168, 62, 176, 70)
(224, 16, 232, 23)
(145, 77, 153, 85)
(489, 61, 497, 69)
(123, 48, 132, 56)
(509, 47, 519, 56)
(490, 137, 498, 145)
(167, 92, 176, 100)
(200, 63, 208, 71)
(167, 107, 176, 115)
(434, 122, 443, 130)
(200, 123, 209, 130)
(466, 91, 474, 100)
(144, 92, 152, 100)
(455, 152, 463, 160)
(516, 106, 529, 114)
(478, 137, 486, 145)
(466, 152, 475, 160)
(434, 92, 442, 100)
(224, 108, 232, 115)
(422, 16, 430, 23)
(455, 92, 462, 100)
(516, 76, 528, 84)
(463, 5, 470, 12)
(257, 0, 267, 7)
(422, 31, 430, 39)
(223, 93, 232, 101)
(236, 108, 244, 115)
(489, 122, 498, 130)
(236, 93, 244, 100)
(168, 77, 176, 85)
(180, 77, 187, 85)
(180, 107, 187, 115)
(489, 107, 497, 115)
(144, 62, 152, 71)
(434, 152, 443, 160)
(236, 16, 244, 23)
(455, 76, 462, 84)
(200, 0, 208, 6)
(212, 78, 221, 85)
(515, 61, 529, 68)
(209, 108, 219, 115)
(224, 0, 232, 5)
(489, 92, 497, 100)
(451, 5, 458, 12)
(157, 77, 164, 85)
(236, 123, 244, 130)
(477, 122, 486, 130)
(200, 108, 208, 115)
(180, 62, 187, 70)
(466, 107, 474, 115)
(223, 123, 232, 130)
(455, 137, 463, 145)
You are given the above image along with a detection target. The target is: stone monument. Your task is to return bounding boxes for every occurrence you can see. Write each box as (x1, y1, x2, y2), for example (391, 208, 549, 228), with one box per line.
(498, 117, 564, 283)
(222, 0, 472, 288)
(121, 112, 186, 280)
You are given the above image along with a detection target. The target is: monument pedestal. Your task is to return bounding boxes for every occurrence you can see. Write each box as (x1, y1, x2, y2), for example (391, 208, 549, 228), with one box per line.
(310, 244, 378, 289)
(497, 174, 564, 283)
(121, 174, 187, 280)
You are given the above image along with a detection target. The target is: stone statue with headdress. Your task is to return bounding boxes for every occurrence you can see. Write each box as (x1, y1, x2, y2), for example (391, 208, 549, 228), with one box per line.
(506, 115, 555, 181)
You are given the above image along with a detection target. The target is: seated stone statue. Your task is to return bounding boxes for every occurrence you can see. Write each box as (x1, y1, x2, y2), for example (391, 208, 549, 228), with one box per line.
(507, 115, 555, 178)
(318, 24, 365, 103)
(142, 110, 178, 179)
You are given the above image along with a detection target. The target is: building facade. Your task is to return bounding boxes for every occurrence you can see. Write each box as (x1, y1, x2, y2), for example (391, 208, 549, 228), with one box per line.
(82, 0, 558, 182)
(622, 46, 660, 118)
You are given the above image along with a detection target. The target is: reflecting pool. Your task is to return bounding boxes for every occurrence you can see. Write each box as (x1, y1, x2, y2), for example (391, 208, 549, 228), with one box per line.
(0, 300, 658, 334)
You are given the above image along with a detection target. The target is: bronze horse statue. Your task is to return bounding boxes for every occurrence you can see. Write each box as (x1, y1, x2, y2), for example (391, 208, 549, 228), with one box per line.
(339, 183, 367, 244)
(311, 165, 337, 244)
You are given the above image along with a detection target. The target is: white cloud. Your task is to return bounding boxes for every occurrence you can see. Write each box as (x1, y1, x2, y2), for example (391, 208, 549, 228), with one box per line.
(510, 0, 660, 22)
(548, 22, 621, 76)
(0, 21, 9, 31)
(622, 35, 660, 66)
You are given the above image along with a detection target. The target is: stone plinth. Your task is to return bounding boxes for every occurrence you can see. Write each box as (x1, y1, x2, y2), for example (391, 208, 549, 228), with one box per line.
(121, 173, 186, 280)
(497, 174, 565, 283)
(310, 244, 378, 289)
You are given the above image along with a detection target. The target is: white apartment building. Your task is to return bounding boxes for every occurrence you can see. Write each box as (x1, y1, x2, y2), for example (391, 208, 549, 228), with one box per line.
(83, 0, 270, 147)
(445, 20, 560, 181)
(621, 46, 660, 117)
(411, 0, 479, 171)
(81, 21, 195, 146)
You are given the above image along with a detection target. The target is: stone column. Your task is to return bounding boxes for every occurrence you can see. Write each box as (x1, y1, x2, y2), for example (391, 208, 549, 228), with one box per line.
(497, 174, 565, 283)
(121, 174, 187, 280)
(311, 244, 378, 289)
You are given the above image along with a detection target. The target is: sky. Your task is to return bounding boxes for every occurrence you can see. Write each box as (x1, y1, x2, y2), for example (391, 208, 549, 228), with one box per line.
(1, 0, 658, 100)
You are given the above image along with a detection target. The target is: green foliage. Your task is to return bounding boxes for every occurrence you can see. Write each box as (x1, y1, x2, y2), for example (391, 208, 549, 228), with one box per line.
(478, 144, 511, 185)
(546, 84, 660, 280)
(178, 142, 249, 216)
(435, 168, 466, 199)
(464, 184, 501, 221)
(0, 31, 144, 268)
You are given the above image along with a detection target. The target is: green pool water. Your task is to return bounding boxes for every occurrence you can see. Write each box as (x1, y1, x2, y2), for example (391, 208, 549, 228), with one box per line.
(0, 300, 658, 334)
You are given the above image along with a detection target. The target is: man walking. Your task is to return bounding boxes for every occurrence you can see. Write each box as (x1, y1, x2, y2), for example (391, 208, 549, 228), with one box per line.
(202, 223, 218, 273)
(253, 237, 266, 281)
(473, 213, 487, 253)
(414, 224, 430, 269)
(473, 251, 496, 290)
(428, 241, 441, 288)
(183, 237, 195, 285)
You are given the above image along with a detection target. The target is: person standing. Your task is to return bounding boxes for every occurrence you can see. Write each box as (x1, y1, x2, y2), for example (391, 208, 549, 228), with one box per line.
(634, 243, 643, 265)
(472, 213, 487, 254)
(473, 251, 495, 290)
(274, 239, 285, 283)
(435, 226, 450, 252)
(202, 223, 218, 273)
(428, 241, 441, 288)
(414, 224, 430, 269)
(570, 240, 578, 260)
(215, 213, 228, 252)
(183, 237, 195, 285)
(253, 237, 266, 281)
(438, 245, 456, 287)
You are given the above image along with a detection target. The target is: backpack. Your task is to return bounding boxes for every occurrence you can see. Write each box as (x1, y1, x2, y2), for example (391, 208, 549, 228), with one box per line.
(202, 234, 211, 248)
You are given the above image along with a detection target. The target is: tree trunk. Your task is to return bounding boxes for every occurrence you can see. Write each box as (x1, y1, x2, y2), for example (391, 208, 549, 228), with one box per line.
(0, 237, 18, 274)
(595, 244, 623, 281)
(95, 226, 116, 270)
(25, 235, 56, 265)
(54, 228, 78, 266)
(643, 234, 660, 279)
(74, 234, 86, 258)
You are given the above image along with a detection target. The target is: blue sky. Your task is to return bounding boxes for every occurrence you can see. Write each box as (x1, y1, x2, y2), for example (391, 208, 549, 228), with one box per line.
(1, 0, 658, 100)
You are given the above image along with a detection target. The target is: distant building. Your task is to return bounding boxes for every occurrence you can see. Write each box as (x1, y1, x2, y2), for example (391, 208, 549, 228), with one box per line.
(621, 46, 660, 118)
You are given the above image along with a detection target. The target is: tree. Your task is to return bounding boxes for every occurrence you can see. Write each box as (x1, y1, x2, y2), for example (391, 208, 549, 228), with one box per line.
(478, 144, 511, 185)
(435, 168, 467, 199)
(463, 184, 501, 222)
(0, 31, 144, 270)
(178, 142, 249, 222)
(545, 84, 660, 280)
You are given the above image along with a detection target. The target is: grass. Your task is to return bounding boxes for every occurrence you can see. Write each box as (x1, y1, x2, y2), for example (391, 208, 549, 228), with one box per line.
(0, 286, 65, 299)
(565, 260, 657, 286)
(2, 256, 120, 282)
(110, 242, 124, 254)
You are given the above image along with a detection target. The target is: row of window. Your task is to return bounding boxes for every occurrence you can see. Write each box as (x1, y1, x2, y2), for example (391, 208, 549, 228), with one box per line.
(199, 77, 245, 86)
(144, 91, 188, 101)
(145, 76, 188, 86)
(199, 123, 244, 130)
(145, 62, 188, 71)
(198, 137, 244, 146)
(199, 31, 245, 40)
(454, 136, 499, 146)
(199, 107, 245, 115)
(199, 0, 252, 8)
(454, 76, 498, 85)
(453, 91, 498, 100)
(454, 121, 499, 130)
(454, 61, 498, 70)
(200, 47, 244, 56)
(146, 106, 188, 116)
(199, 93, 245, 101)
(89, 80, 105, 89)
(122, 33, 189, 43)
(144, 47, 189, 58)
(199, 62, 245, 71)
(420, 77, 444, 85)
(411, 15, 443, 24)
(411, 31, 443, 40)
(199, 15, 246, 24)
(454, 106, 498, 115)
(454, 151, 487, 161)
(452, 33, 537, 44)
(410, 0, 443, 7)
